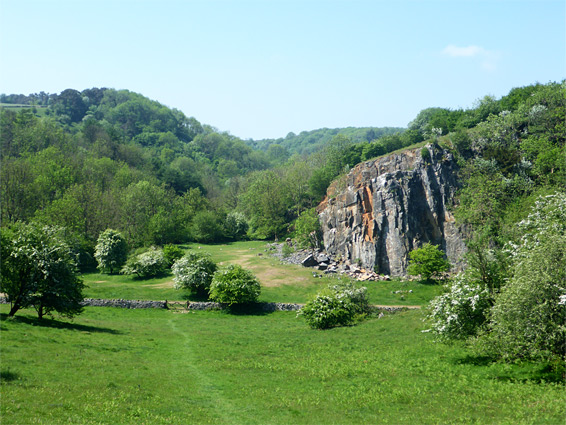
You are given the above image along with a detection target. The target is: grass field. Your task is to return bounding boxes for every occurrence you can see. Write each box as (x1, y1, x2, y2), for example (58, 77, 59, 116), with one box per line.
(2, 241, 564, 424)
(2, 307, 563, 424)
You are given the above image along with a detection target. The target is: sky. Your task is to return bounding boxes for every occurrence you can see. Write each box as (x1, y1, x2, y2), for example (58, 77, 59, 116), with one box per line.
(0, 0, 564, 140)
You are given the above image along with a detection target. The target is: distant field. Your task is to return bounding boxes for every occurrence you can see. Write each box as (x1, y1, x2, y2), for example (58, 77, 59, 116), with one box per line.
(83, 241, 445, 305)
(0, 103, 47, 108)
(2, 306, 563, 424)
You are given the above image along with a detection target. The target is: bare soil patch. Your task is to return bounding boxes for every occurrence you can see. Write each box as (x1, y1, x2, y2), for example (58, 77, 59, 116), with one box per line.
(219, 251, 308, 287)
(150, 280, 175, 288)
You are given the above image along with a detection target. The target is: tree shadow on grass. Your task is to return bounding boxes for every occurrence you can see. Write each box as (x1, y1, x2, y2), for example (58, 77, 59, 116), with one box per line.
(0, 370, 21, 383)
(222, 303, 275, 316)
(455, 354, 565, 384)
(0, 313, 121, 334)
(184, 293, 212, 302)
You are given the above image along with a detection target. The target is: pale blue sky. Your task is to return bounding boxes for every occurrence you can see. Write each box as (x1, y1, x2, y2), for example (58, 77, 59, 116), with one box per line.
(1, 0, 564, 139)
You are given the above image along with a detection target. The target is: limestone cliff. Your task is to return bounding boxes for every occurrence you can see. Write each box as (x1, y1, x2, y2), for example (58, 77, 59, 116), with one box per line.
(318, 144, 467, 276)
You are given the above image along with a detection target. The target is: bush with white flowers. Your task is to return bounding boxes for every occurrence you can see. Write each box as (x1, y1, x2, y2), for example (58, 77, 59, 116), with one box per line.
(172, 252, 217, 297)
(299, 282, 370, 330)
(427, 270, 492, 341)
(121, 247, 167, 279)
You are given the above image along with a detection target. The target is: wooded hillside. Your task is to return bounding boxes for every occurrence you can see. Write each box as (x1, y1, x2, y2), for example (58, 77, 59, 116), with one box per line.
(1, 82, 564, 273)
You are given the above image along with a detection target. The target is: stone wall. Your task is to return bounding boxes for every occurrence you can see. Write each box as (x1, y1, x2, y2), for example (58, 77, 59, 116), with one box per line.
(318, 144, 467, 276)
(1, 296, 414, 313)
(81, 298, 167, 309)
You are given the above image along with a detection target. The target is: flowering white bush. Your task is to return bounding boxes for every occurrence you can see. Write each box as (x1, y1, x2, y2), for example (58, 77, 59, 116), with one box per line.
(427, 271, 492, 341)
(121, 247, 167, 279)
(172, 252, 217, 297)
(223, 212, 249, 240)
(329, 282, 370, 314)
(94, 229, 128, 274)
(298, 283, 369, 329)
(506, 192, 566, 262)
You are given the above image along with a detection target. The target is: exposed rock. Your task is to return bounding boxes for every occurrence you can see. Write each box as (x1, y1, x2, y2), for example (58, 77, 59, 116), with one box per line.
(316, 254, 330, 263)
(301, 254, 319, 267)
(317, 144, 467, 276)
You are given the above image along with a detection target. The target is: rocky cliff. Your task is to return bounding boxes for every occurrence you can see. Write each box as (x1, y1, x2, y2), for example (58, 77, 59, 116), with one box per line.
(318, 144, 467, 276)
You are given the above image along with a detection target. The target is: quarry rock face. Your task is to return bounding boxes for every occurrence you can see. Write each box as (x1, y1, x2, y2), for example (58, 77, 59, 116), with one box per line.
(317, 144, 467, 276)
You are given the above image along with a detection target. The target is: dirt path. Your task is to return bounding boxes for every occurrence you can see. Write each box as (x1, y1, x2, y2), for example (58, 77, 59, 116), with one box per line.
(218, 251, 304, 287)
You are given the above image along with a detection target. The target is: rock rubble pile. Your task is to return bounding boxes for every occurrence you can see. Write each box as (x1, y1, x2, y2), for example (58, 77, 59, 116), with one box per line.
(265, 243, 412, 282)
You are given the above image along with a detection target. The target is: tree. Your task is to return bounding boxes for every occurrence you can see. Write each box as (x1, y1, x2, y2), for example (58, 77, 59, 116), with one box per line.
(52, 88, 88, 123)
(294, 208, 322, 251)
(1, 223, 85, 319)
(209, 265, 261, 305)
(241, 170, 291, 239)
(119, 180, 176, 247)
(94, 229, 128, 274)
(172, 252, 217, 297)
(191, 210, 224, 243)
(407, 243, 450, 282)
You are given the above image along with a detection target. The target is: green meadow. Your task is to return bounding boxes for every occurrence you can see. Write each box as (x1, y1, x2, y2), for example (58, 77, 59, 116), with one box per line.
(2, 242, 564, 424)
(83, 241, 444, 306)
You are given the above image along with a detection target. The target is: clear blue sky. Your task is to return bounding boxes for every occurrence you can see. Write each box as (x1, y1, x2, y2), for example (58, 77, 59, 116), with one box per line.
(1, 0, 564, 140)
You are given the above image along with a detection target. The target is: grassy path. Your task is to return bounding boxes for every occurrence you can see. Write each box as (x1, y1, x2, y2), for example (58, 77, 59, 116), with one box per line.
(166, 317, 238, 425)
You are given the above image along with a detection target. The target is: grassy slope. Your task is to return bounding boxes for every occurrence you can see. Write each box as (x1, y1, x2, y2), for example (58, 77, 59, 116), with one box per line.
(2, 307, 563, 425)
(83, 241, 444, 305)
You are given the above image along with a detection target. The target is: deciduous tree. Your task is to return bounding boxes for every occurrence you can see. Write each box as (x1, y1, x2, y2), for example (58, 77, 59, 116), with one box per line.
(1, 223, 85, 319)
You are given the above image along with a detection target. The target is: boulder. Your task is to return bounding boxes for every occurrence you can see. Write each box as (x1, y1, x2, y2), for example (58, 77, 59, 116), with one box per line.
(301, 254, 319, 267)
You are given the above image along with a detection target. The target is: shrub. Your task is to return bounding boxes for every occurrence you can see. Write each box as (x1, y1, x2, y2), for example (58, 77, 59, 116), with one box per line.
(474, 193, 566, 361)
(420, 147, 431, 163)
(208, 265, 261, 305)
(427, 271, 492, 341)
(94, 229, 128, 274)
(121, 247, 167, 279)
(329, 282, 370, 315)
(298, 283, 369, 329)
(407, 243, 450, 283)
(163, 244, 184, 267)
(191, 210, 224, 243)
(281, 242, 295, 258)
(172, 252, 217, 297)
